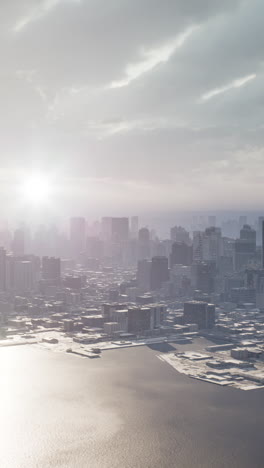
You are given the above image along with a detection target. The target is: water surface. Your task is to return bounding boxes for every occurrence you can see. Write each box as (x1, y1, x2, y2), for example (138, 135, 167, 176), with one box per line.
(0, 344, 263, 468)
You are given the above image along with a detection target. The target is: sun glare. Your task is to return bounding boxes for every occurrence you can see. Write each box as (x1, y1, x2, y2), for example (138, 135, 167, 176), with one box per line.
(20, 174, 53, 204)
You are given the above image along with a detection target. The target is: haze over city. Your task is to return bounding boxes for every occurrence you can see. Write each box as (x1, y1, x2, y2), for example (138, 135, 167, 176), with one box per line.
(1, 2, 264, 468)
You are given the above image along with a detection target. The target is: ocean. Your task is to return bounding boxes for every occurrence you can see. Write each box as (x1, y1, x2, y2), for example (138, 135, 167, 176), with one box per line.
(0, 343, 263, 468)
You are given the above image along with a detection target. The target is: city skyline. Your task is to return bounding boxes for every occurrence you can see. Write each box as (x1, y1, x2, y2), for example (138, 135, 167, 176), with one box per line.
(1, 212, 264, 467)
(1, 2, 264, 467)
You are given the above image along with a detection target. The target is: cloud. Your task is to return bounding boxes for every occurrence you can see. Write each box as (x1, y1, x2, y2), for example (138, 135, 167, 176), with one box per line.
(1, 0, 264, 215)
(13, 0, 80, 33)
(201, 73, 256, 101)
(109, 27, 196, 88)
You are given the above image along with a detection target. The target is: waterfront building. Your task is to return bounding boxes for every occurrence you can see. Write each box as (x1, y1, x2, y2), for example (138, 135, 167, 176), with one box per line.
(183, 301, 215, 329)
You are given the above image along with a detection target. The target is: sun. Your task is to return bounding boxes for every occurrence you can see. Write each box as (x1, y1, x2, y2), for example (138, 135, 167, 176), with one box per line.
(20, 173, 53, 205)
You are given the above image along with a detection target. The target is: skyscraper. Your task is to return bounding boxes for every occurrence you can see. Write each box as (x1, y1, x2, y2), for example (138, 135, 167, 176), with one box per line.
(70, 217, 86, 256)
(240, 224, 256, 243)
(42, 257, 61, 281)
(138, 227, 150, 243)
(111, 218, 129, 242)
(150, 256, 169, 290)
(13, 260, 34, 294)
(203, 227, 222, 266)
(0, 247, 6, 291)
(138, 227, 151, 260)
(137, 259, 151, 291)
(170, 242, 193, 267)
(239, 215, 247, 230)
(101, 217, 129, 243)
(12, 229, 25, 256)
(257, 216, 264, 246)
(234, 225, 256, 271)
(170, 226, 190, 244)
(130, 216, 139, 238)
(193, 231, 204, 262)
(192, 262, 216, 293)
(246, 267, 264, 310)
(101, 217, 112, 241)
(262, 220, 264, 269)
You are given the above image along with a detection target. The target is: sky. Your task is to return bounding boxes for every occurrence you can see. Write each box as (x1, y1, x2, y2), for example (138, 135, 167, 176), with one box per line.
(1, 0, 264, 218)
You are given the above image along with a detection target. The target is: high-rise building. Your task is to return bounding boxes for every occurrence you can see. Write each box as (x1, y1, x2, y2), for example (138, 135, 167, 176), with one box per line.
(192, 262, 216, 293)
(104, 322, 121, 335)
(45, 225, 59, 257)
(5, 255, 39, 291)
(150, 256, 169, 290)
(101, 217, 112, 241)
(139, 227, 150, 243)
(137, 259, 151, 291)
(203, 227, 222, 266)
(234, 225, 256, 271)
(240, 224, 256, 243)
(102, 303, 128, 322)
(111, 309, 128, 332)
(0, 226, 11, 251)
(170, 226, 190, 245)
(70, 217, 86, 256)
(42, 257, 61, 281)
(130, 216, 139, 238)
(234, 240, 256, 271)
(154, 240, 173, 258)
(13, 260, 34, 294)
(5, 254, 14, 291)
(193, 227, 222, 266)
(219, 237, 235, 274)
(262, 220, 264, 269)
(127, 307, 152, 333)
(193, 231, 204, 262)
(111, 218, 129, 242)
(12, 229, 25, 256)
(101, 217, 129, 243)
(0, 247, 6, 291)
(34, 225, 48, 257)
(138, 227, 151, 260)
(246, 268, 264, 310)
(123, 238, 138, 267)
(239, 216, 247, 230)
(221, 219, 239, 239)
(148, 304, 166, 328)
(183, 301, 215, 329)
(170, 242, 193, 267)
(255, 217, 264, 246)
(219, 255, 234, 275)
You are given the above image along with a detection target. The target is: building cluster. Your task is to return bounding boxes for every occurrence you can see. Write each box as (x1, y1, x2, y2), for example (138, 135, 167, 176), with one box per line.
(1, 214, 264, 362)
(136, 217, 264, 312)
(215, 303, 264, 342)
(161, 342, 264, 390)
